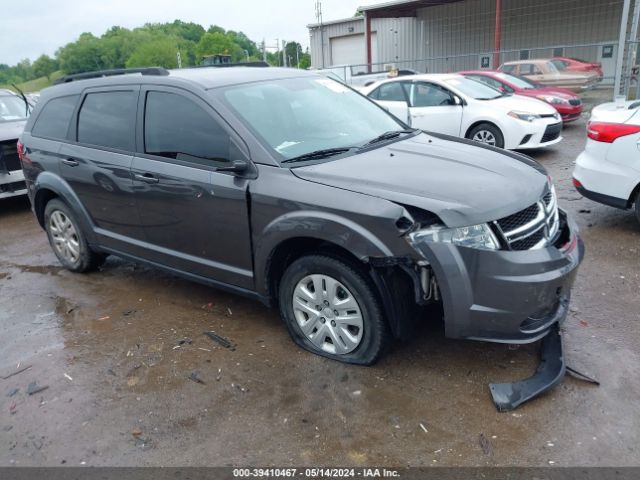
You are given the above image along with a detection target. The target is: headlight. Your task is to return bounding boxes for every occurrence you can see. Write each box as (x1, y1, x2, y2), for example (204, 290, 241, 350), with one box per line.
(536, 94, 569, 105)
(408, 223, 500, 251)
(508, 111, 541, 122)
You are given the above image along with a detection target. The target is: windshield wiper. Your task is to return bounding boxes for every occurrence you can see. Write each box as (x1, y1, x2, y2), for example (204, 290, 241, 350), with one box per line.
(281, 147, 358, 164)
(360, 129, 417, 148)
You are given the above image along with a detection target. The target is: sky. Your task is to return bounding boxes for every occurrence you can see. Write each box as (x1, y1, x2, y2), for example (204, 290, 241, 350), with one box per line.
(0, 0, 390, 66)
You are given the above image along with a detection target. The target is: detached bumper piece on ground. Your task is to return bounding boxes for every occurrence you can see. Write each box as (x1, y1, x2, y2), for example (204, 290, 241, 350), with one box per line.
(489, 324, 566, 412)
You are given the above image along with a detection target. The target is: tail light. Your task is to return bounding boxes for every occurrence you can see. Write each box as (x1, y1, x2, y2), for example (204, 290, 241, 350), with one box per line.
(587, 121, 640, 143)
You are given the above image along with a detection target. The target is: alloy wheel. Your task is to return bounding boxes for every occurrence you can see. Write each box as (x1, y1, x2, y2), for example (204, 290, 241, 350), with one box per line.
(472, 129, 497, 146)
(49, 210, 80, 264)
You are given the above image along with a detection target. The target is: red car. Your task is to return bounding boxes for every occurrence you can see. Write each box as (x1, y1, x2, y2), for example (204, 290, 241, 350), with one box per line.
(459, 70, 583, 123)
(550, 57, 603, 80)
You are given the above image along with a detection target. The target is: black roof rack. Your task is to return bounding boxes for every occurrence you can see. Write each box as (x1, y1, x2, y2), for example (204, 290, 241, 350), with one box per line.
(54, 67, 170, 85)
(191, 61, 270, 69)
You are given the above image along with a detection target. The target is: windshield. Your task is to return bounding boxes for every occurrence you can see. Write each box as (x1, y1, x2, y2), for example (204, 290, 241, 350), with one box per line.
(220, 76, 403, 161)
(0, 95, 29, 122)
(443, 77, 503, 100)
(494, 72, 536, 89)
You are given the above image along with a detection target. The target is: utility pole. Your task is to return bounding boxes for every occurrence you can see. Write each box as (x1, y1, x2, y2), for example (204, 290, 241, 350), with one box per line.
(262, 39, 267, 62)
(176, 51, 182, 69)
(276, 38, 280, 66)
(282, 40, 287, 67)
(315, 0, 324, 68)
(296, 44, 300, 68)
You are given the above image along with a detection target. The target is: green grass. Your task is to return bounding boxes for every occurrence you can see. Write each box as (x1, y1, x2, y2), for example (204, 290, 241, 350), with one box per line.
(1, 70, 64, 93)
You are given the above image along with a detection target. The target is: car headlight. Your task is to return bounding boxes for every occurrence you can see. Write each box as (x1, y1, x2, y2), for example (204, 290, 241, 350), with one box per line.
(508, 111, 541, 122)
(536, 94, 569, 105)
(407, 223, 500, 251)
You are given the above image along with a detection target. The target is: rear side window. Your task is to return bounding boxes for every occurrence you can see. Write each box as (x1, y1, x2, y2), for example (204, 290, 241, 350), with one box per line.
(144, 91, 230, 166)
(32, 95, 79, 139)
(375, 82, 408, 102)
(77, 91, 136, 151)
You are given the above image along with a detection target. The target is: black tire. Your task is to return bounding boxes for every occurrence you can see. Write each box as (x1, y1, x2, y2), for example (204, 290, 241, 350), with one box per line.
(44, 199, 106, 272)
(278, 254, 390, 365)
(467, 122, 505, 149)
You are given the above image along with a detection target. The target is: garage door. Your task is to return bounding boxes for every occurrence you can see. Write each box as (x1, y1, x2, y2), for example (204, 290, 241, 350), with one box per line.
(330, 34, 365, 66)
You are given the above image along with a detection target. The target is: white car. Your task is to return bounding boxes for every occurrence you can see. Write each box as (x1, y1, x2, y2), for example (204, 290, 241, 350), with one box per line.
(573, 100, 640, 223)
(360, 73, 562, 150)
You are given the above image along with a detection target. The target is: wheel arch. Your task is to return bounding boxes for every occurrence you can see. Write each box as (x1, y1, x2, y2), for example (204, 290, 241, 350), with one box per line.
(464, 119, 504, 140)
(33, 172, 97, 243)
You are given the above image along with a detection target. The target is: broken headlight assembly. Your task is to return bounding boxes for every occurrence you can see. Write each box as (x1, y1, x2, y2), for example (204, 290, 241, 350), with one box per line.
(407, 223, 500, 251)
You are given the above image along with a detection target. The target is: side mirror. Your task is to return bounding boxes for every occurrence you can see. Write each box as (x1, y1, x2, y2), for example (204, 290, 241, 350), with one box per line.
(216, 159, 248, 174)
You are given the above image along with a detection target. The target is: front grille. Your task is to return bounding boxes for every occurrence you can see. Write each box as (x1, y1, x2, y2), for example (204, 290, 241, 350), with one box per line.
(496, 204, 539, 232)
(541, 123, 562, 143)
(0, 140, 21, 172)
(568, 98, 581, 106)
(494, 187, 560, 251)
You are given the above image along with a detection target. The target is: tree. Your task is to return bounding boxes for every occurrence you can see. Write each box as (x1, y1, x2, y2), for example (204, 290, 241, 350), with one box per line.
(284, 42, 303, 67)
(57, 33, 107, 74)
(125, 37, 179, 69)
(32, 55, 58, 80)
(196, 32, 243, 62)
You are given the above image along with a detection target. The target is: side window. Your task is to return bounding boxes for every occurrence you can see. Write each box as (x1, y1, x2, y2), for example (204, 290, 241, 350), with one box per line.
(502, 64, 516, 74)
(32, 95, 79, 140)
(377, 82, 407, 102)
(368, 87, 380, 100)
(77, 91, 136, 151)
(144, 91, 230, 166)
(411, 82, 455, 107)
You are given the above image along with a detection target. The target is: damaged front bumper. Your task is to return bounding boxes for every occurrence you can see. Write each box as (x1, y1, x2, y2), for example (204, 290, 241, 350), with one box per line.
(411, 209, 584, 344)
(489, 323, 565, 411)
(407, 209, 583, 410)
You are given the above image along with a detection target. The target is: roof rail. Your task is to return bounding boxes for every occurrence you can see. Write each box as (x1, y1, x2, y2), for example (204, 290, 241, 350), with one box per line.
(191, 61, 270, 69)
(53, 67, 170, 85)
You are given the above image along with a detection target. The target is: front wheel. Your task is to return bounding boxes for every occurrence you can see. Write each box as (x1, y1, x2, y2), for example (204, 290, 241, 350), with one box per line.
(278, 255, 389, 365)
(467, 123, 505, 149)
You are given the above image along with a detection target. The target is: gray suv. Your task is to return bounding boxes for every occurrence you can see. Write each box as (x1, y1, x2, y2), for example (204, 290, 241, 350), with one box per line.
(18, 67, 584, 408)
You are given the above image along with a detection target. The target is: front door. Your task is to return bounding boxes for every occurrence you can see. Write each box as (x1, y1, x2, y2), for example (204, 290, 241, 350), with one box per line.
(131, 87, 254, 289)
(407, 81, 463, 136)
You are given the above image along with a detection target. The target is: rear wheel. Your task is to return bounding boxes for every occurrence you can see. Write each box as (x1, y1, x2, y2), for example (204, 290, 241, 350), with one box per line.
(467, 123, 505, 149)
(278, 255, 389, 365)
(44, 199, 106, 272)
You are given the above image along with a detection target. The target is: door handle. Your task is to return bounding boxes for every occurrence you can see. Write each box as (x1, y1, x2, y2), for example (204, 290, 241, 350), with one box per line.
(134, 173, 160, 184)
(61, 158, 79, 167)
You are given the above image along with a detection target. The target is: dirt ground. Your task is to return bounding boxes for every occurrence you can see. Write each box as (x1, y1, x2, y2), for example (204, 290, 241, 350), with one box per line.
(1, 118, 639, 467)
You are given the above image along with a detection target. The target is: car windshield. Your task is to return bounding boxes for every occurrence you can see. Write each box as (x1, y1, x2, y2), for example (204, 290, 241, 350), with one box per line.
(219, 76, 403, 161)
(443, 77, 503, 100)
(0, 95, 29, 122)
(494, 72, 537, 89)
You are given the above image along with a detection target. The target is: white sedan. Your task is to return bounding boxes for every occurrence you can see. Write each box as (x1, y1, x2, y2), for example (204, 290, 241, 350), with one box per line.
(573, 100, 640, 223)
(360, 73, 562, 150)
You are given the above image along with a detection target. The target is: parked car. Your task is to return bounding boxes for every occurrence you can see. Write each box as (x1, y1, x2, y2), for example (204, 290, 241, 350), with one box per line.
(459, 70, 583, 123)
(0, 89, 30, 199)
(361, 73, 562, 150)
(19, 67, 584, 410)
(550, 57, 603, 80)
(573, 100, 640, 223)
(499, 59, 599, 92)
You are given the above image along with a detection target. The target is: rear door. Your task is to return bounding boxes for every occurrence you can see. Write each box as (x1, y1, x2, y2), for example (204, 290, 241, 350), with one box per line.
(131, 86, 254, 289)
(58, 86, 144, 248)
(368, 82, 410, 124)
(406, 81, 463, 136)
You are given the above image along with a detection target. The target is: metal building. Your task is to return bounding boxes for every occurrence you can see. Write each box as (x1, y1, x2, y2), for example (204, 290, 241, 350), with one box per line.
(308, 0, 624, 82)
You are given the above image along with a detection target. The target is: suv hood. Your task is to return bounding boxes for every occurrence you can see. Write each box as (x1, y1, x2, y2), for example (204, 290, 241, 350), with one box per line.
(0, 120, 27, 142)
(291, 133, 548, 227)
